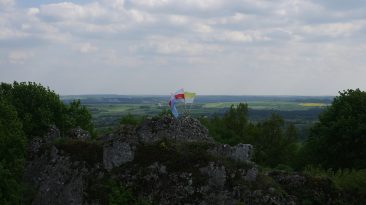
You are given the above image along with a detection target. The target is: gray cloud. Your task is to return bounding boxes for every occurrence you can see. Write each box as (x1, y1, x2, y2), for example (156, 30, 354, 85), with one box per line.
(0, 0, 365, 95)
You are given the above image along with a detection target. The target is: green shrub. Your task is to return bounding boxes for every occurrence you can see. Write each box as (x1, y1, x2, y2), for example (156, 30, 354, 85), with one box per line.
(0, 82, 64, 137)
(304, 89, 366, 169)
(0, 82, 95, 138)
(304, 166, 366, 193)
(55, 139, 103, 165)
(134, 140, 214, 173)
(120, 113, 145, 126)
(63, 100, 95, 137)
(87, 178, 151, 205)
(202, 105, 299, 168)
(0, 99, 26, 204)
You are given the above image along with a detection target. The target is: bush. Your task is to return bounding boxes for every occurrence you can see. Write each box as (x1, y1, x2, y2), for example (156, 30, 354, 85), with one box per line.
(0, 82, 95, 138)
(55, 139, 103, 165)
(119, 113, 145, 126)
(63, 100, 95, 136)
(304, 166, 366, 193)
(0, 99, 26, 204)
(202, 105, 299, 168)
(252, 114, 299, 167)
(304, 89, 366, 169)
(0, 82, 64, 137)
(87, 178, 151, 205)
(0, 82, 95, 203)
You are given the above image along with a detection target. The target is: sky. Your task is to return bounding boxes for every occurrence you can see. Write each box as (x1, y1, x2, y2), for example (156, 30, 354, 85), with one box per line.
(0, 0, 365, 95)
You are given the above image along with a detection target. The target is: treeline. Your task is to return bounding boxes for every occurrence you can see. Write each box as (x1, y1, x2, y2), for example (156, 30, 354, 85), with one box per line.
(0, 82, 94, 204)
(201, 89, 366, 171)
(200, 104, 299, 168)
(200, 89, 366, 199)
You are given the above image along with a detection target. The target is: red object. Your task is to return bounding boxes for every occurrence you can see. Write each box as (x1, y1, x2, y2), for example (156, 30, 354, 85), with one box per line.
(174, 93, 185, 100)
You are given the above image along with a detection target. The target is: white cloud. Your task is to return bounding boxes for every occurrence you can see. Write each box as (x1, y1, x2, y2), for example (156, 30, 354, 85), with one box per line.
(300, 21, 365, 38)
(39, 2, 106, 21)
(77, 42, 98, 54)
(134, 36, 223, 55)
(1, 0, 366, 95)
(192, 23, 213, 33)
(8, 51, 33, 64)
(0, 0, 14, 7)
(28, 8, 40, 16)
(169, 15, 188, 25)
(214, 30, 270, 43)
(131, 0, 170, 8)
(0, 27, 28, 39)
(221, 31, 254, 42)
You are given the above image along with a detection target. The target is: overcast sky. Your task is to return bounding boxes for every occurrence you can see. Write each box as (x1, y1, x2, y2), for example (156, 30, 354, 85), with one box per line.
(1, 0, 365, 95)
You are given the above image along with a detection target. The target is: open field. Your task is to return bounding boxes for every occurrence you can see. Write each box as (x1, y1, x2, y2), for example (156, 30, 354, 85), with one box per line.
(62, 95, 332, 138)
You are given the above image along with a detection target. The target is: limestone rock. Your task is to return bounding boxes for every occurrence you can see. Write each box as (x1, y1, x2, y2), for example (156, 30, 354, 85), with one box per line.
(103, 140, 135, 170)
(137, 116, 213, 144)
(24, 143, 87, 205)
(201, 162, 227, 188)
(44, 125, 60, 143)
(68, 127, 91, 141)
(210, 143, 253, 162)
(101, 125, 138, 170)
(23, 118, 305, 205)
(244, 167, 258, 182)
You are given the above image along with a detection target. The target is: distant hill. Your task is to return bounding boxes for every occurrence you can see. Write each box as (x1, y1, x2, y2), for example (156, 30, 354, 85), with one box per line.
(61, 95, 334, 105)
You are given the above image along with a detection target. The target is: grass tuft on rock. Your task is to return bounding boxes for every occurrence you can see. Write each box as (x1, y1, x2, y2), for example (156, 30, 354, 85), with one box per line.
(55, 139, 103, 165)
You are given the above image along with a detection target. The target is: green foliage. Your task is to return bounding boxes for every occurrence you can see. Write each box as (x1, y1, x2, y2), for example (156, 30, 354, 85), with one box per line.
(134, 140, 214, 173)
(253, 114, 299, 167)
(303, 89, 366, 169)
(0, 82, 95, 138)
(108, 180, 151, 205)
(55, 139, 103, 165)
(0, 82, 64, 137)
(304, 166, 366, 193)
(63, 100, 95, 136)
(202, 104, 299, 168)
(224, 103, 249, 138)
(0, 99, 26, 204)
(201, 103, 249, 145)
(158, 107, 172, 117)
(0, 82, 95, 203)
(119, 113, 145, 126)
(87, 178, 151, 205)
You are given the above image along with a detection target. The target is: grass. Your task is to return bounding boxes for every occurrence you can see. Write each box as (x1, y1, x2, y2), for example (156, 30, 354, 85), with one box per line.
(89, 100, 326, 118)
(202, 101, 326, 111)
(299, 103, 327, 107)
(54, 139, 103, 165)
(86, 100, 326, 131)
(303, 166, 366, 193)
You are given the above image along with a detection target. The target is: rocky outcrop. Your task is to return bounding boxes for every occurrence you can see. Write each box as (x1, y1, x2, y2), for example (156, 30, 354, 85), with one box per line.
(101, 125, 137, 170)
(209, 143, 253, 163)
(24, 139, 91, 205)
(24, 116, 316, 205)
(137, 116, 213, 144)
(68, 127, 91, 141)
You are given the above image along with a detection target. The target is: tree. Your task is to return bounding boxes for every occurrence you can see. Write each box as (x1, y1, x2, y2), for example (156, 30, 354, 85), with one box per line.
(201, 103, 299, 167)
(223, 103, 249, 138)
(253, 113, 298, 167)
(119, 113, 145, 126)
(0, 82, 64, 138)
(0, 82, 95, 138)
(0, 99, 26, 204)
(63, 100, 94, 134)
(305, 89, 366, 169)
(201, 103, 250, 145)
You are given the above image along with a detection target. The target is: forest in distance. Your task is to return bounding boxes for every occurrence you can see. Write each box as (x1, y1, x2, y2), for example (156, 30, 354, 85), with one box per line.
(61, 94, 332, 139)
